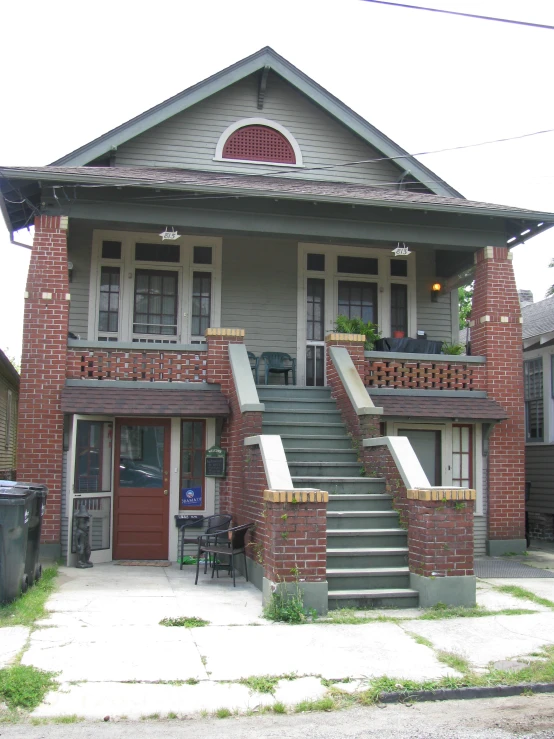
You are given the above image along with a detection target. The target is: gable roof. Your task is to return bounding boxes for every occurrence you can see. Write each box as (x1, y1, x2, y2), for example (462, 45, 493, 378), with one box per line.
(522, 296, 554, 341)
(50, 47, 462, 199)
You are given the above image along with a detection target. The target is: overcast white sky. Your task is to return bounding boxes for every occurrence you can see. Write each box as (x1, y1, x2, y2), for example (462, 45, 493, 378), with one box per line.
(0, 0, 552, 361)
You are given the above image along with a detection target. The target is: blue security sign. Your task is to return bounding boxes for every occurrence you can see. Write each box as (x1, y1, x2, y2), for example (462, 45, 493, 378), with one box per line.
(180, 486, 203, 507)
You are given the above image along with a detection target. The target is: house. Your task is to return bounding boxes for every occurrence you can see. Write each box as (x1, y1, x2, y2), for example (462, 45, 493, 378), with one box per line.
(1, 47, 553, 611)
(522, 295, 554, 540)
(0, 349, 18, 481)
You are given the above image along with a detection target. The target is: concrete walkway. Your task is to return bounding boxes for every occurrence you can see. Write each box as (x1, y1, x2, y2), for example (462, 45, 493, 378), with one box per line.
(4, 545, 554, 721)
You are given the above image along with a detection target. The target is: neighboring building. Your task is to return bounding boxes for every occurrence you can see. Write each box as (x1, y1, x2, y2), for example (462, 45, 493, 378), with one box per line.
(0, 349, 19, 480)
(522, 296, 554, 540)
(1, 48, 553, 609)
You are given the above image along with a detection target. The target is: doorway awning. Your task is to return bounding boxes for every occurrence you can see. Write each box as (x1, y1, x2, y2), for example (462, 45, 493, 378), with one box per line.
(368, 393, 507, 421)
(61, 384, 229, 417)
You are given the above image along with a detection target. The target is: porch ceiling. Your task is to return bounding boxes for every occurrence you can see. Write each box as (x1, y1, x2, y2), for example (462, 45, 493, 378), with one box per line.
(368, 393, 508, 421)
(60, 385, 229, 417)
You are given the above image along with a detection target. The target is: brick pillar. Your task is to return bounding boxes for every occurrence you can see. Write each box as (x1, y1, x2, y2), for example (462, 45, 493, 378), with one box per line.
(325, 333, 381, 451)
(471, 246, 525, 553)
(205, 328, 263, 520)
(18, 215, 70, 550)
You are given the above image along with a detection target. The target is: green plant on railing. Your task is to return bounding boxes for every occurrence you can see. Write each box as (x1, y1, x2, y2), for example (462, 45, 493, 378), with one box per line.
(335, 315, 380, 350)
(441, 342, 464, 355)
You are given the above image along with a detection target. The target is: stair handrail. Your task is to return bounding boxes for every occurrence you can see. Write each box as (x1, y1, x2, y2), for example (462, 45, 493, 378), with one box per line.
(228, 343, 265, 413)
(328, 346, 382, 416)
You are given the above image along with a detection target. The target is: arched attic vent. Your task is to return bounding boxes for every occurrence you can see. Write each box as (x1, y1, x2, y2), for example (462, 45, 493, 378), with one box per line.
(215, 118, 303, 166)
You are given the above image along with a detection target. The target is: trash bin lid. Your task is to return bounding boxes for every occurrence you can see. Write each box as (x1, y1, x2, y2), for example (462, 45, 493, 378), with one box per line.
(0, 481, 47, 496)
(0, 486, 37, 502)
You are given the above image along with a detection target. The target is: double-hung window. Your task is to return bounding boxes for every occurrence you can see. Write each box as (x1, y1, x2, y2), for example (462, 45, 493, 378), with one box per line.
(524, 358, 544, 442)
(91, 232, 221, 344)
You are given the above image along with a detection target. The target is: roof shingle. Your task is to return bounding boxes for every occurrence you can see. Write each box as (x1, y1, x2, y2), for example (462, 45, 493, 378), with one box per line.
(368, 393, 507, 420)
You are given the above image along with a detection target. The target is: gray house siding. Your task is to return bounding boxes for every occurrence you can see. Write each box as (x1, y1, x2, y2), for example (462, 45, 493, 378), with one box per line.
(221, 237, 298, 358)
(0, 370, 18, 477)
(115, 72, 403, 187)
(67, 223, 93, 339)
(416, 249, 455, 344)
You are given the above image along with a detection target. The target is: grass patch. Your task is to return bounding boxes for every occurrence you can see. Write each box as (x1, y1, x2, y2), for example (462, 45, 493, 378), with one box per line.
(273, 702, 287, 713)
(0, 664, 57, 710)
(51, 715, 84, 724)
(0, 567, 58, 628)
(239, 673, 296, 695)
(295, 696, 335, 712)
(167, 712, 178, 719)
(323, 609, 400, 625)
(140, 713, 160, 720)
(406, 632, 433, 648)
(264, 585, 308, 624)
(437, 651, 471, 673)
(159, 616, 210, 628)
(493, 585, 554, 609)
(185, 677, 199, 685)
(418, 603, 536, 620)
(215, 707, 232, 719)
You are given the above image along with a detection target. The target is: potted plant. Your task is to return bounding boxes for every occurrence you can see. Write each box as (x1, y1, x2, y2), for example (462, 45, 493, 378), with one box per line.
(441, 342, 464, 355)
(335, 315, 380, 350)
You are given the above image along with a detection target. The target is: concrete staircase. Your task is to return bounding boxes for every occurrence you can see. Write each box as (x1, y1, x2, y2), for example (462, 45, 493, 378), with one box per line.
(257, 385, 419, 609)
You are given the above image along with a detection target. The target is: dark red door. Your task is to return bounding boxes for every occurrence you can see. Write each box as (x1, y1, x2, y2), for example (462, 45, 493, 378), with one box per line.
(114, 419, 170, 560)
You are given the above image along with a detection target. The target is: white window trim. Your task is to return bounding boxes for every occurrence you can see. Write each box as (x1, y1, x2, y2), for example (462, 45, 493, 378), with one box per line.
(214, 117, 304, 167)
(296, 242, 416, 385)
(386, 420, 483, 516)
(523, 347, 553, 443)
(88, 230, 222, 344)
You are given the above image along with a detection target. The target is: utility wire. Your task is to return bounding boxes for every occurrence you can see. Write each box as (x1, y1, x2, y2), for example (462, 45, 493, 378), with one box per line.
(359, 0, 554, 31)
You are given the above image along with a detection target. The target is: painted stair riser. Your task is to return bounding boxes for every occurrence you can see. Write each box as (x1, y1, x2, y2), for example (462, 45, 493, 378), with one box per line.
(328, 594, 419, 610)
(263, 423, 345, 436)
(281, 436, 354, 450)
(328, 496, 394, 512)
(257, 388, 332, 400)
(327, 513, 400, 530)
(327, 552, 409, 569)
(288, 463, 362, 477)
(262, 400, 339, 412)
(285, 450, 359, 464)
(263, 410, 343, 424)
(292, 479, 386, 494)
(328, 573, 411, 591)
(328, 531, 407, 547)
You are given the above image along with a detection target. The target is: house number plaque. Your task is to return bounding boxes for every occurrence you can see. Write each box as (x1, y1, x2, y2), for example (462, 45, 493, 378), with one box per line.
(205, 445, 227, 477)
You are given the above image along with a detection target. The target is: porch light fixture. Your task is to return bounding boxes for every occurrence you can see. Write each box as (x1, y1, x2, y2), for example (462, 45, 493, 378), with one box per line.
(392, 242, 411, 257)
(159, 227, 181, 241)
(431, 282, 442, 302)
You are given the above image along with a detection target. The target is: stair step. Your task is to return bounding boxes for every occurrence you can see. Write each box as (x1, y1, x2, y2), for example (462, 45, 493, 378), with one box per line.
(285, 449, 358, 463)
(328, 494, 393, 512)
(327, 511, 399, 530)
(327, 588, 419, 610)
(263, 423, 346, 435)
(327, 567, 409, 577)
(257, 386, 331, 400)
(280, 435, 354, 450)
(289, 462, 362, 477)
(327, 547, 409, 555)
(263, 410, 343, 423)
(262, 399, 338, 411)
(327, 529, 408, 547)
(292, 477, 386, 495)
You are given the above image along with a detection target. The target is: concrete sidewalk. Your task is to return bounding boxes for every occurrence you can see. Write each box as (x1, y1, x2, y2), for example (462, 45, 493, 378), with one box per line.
(4, 547, 554, 721)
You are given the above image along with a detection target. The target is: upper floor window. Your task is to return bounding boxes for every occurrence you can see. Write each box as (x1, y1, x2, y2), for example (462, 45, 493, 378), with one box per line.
(215, 118, 303, 167)
(524, 358, 544, 442)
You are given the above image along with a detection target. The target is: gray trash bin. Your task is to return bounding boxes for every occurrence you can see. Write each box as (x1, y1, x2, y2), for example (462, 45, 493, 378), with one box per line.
(0, 481, 48, 587)
(0, 485, 36, 604)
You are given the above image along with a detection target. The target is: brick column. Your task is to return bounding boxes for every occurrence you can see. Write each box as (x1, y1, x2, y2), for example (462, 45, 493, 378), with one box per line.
(471, 246, 526, 554)
(205, 328, 263, 521)
(325, 333, 381, 455)
(18, 215, 70, 553)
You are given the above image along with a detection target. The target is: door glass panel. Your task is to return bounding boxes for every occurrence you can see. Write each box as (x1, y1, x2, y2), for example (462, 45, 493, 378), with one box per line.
(390, 283, 408, 335)
(338, 281, 377, 324)
(75, 421, 113, 493)
(398, 429, 442, 486)
(180, 420, 205, 509)
(452, 425, 473, 487)
(119, 425, 165, 487)
(133, 270, 177, 335)
(306, 345, 325, 387)
(307, 278, 325, 341)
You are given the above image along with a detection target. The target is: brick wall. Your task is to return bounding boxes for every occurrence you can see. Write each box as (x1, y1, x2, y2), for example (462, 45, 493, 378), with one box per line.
(67, 348, 207, 382)
(528, 512, 554, 542)
(407, 495, 475, 577)
(18, 215, 69, 545)
(471, 246, 525, 543)
(325, 334, 380, 453)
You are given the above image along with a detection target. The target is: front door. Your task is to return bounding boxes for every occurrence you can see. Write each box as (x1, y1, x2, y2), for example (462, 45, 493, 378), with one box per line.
(114, 419, 170, 560)
(398, 428, 442, 486)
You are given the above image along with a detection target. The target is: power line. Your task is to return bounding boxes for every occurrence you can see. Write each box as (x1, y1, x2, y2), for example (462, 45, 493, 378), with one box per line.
(359, 1, 554, 30)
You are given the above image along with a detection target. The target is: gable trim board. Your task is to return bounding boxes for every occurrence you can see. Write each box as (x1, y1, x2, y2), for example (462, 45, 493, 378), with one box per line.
(48, 47, 460, 199)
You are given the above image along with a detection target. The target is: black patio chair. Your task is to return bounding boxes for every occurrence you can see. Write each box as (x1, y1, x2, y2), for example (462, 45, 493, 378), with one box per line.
(177, 514, 232, 570)
(194, 522, 254, 587)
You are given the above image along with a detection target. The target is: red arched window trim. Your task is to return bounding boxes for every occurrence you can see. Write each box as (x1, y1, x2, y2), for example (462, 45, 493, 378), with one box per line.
(222, 125, 296, 164)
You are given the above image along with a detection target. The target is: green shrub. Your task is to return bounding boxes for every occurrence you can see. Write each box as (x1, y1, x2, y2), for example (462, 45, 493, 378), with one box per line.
(335, 315, 380, 350)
